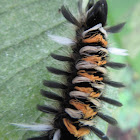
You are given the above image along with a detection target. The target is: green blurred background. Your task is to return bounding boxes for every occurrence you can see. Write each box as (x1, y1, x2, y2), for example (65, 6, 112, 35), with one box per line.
(107, 0, 140, 140)
(0, 0, 140, 140)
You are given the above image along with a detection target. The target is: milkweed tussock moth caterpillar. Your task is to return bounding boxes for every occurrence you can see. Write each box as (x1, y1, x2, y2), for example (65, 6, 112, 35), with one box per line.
(13, 0, 128, 140)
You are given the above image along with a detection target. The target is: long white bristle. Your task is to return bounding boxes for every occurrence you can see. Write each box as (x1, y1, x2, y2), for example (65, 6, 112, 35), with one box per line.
(11, 123, 53, 131)
(108, 48, 128, 56)
(53, 129, 61, 140)
(48, 34, 75, 45)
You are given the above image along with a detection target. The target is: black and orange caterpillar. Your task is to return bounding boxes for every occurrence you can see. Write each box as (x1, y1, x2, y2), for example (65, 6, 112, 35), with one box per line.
(18, 0, 127, 140)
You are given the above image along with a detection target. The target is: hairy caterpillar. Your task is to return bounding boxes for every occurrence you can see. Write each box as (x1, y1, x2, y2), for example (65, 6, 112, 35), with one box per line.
(14, 0, 127, 140)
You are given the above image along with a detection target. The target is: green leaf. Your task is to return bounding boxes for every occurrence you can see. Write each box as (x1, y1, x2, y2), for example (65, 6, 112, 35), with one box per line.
(0, 0, 77, 139)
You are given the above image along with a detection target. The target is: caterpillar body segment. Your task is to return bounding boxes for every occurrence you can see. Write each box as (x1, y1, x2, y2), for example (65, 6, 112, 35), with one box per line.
(25, 0, 127, 140)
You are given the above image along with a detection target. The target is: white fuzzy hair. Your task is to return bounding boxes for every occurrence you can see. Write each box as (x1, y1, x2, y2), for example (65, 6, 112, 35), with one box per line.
(53, 129, 61, 140)
(48, 34, 75, 45)
(11, 123, 53, 131)
(108, 48, 128, 56)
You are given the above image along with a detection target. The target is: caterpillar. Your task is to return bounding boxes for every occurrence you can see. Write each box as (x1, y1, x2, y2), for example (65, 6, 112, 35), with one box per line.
(14, 0, 128, 140)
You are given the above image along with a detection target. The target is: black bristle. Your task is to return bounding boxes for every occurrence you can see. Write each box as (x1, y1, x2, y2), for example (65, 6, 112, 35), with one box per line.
(99, 96, 123, 107)
(51, 53, 73, 62)
(27, 135, 49, 140)
(40, 89, 63, 101)
(78, 0, 83, 15)
(61, 6, 80, 26)
(37, 105, 59, 114)
(47, 67, 70, 76)
(106, 62, 126, 69)
(106, 22, 126, 33)
(43, 80, 67, 89)
(97, 112, 118, 125)
(103, 80, 125, 88)
(99, 96, 122, 107)
(90, 126, 109, 140)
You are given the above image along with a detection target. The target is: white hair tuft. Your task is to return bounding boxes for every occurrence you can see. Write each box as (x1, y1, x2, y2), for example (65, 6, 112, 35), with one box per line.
(11, 123, 53, 131)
